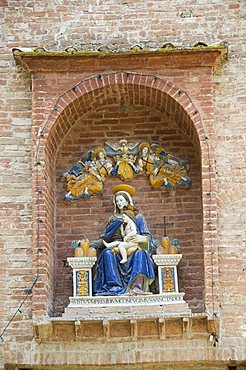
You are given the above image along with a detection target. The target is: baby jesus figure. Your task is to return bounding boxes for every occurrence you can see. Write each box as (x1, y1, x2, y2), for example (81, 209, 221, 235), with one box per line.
(103, 210, 146, 264)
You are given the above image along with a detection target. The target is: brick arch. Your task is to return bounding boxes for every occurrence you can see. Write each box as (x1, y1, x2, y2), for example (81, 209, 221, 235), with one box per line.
(32, 72, 217, 318)
(38, 72, 207, 162)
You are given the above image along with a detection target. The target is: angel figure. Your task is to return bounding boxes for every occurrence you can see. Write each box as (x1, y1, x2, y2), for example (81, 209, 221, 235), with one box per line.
(149, 144, 191, 190)
(136, 142, 155, 175)
(105, 139, 140, 181)
(63, 148, 113, 202)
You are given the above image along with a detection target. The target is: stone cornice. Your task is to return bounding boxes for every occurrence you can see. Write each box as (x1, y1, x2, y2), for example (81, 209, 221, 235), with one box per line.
(67, 256, 97, 269)
(153, 253, 182, 266)
(34, 313, 219, 343)
(12, 46, 228, 73)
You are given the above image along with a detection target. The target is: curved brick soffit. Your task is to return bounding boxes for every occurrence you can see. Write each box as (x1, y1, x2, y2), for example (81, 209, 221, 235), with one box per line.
(36, 72, 211, 164)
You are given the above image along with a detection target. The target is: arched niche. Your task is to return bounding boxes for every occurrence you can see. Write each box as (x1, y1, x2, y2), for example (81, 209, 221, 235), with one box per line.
(32, 72, 217, 317)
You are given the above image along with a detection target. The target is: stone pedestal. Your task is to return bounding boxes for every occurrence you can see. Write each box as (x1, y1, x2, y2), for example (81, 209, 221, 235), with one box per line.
(152, 254, 182, 294)
(67, 257, 97, 297)
(64, 253, 191, 320)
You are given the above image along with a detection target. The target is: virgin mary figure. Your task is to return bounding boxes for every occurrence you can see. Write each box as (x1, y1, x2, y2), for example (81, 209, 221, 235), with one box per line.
(93, 184, 155, 295)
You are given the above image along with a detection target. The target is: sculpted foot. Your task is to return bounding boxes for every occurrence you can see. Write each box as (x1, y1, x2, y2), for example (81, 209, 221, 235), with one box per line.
(120, 258, 127, 264)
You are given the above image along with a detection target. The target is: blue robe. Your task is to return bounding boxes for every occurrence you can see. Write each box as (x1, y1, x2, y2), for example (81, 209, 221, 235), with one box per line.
(93, 214, 155, 295)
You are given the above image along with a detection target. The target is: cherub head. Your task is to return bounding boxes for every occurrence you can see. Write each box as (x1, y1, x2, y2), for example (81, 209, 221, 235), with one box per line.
(119, 139, 128, 146)
(119, 139, 128, 150)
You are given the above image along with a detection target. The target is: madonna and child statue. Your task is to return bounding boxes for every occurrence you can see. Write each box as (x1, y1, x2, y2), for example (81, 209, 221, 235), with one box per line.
(94, 184, 155, 296)
(66, 182, 190, 317)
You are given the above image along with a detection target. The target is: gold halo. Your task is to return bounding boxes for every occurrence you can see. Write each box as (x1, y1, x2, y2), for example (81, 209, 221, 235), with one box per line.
(92, 147, 106, 159)
(139, 142, 151, 152)
(112, 184, 136, 196)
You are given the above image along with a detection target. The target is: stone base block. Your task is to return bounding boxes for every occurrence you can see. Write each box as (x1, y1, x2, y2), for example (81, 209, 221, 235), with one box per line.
(63, 293, 191, 320)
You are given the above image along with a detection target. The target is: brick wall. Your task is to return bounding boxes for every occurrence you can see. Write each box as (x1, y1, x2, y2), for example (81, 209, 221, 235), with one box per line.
(1, 0, 245, 369)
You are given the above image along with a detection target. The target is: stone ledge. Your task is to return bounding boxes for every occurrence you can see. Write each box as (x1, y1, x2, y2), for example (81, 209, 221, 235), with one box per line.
(3, 362, 246, 370)
(34, 314, 219, 343)
(12, 46, 228, 73)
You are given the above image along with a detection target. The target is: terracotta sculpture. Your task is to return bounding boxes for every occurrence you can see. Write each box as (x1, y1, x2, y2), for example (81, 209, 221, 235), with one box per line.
(149, 144, 191, 189)
(137, 142, 155, 175)
(105, 140, 140, 181)
(63, 148, 112, 201)
(103, 210, 144, 263)
(94, 184, 155, 295)
(62, 141, 191, 202)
